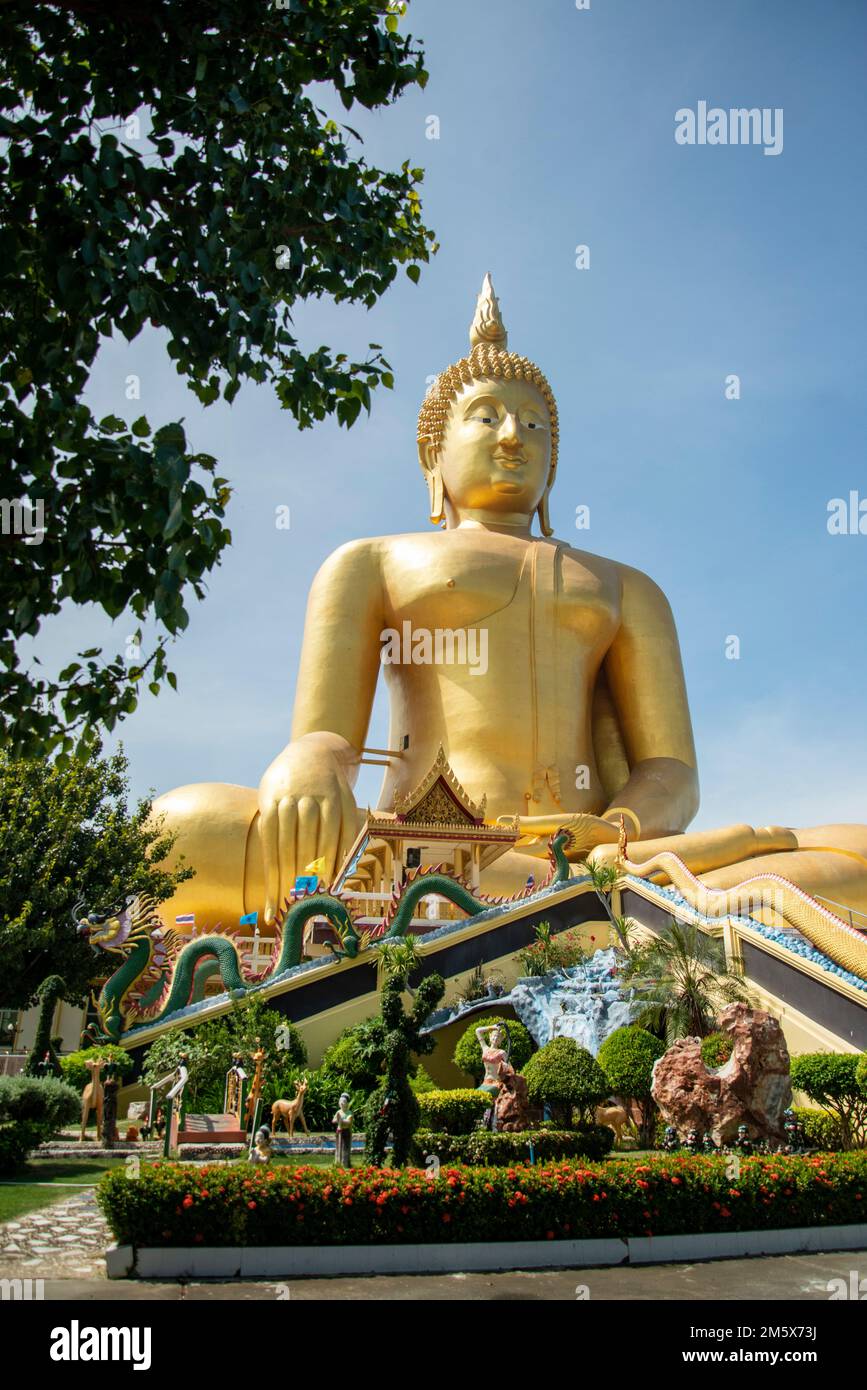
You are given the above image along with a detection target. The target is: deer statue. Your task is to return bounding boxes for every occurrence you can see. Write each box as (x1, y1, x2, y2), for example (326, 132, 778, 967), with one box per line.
(270, 1080, 309, 1138)
(80, 1057, 105, 1141)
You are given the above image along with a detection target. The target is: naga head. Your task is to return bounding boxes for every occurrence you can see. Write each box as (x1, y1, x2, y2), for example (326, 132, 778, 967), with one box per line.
(76, 894, 167, 959)
(551, 826, 577, 857)
(325, 901, 361, 960)
(76, 896, 137, 951)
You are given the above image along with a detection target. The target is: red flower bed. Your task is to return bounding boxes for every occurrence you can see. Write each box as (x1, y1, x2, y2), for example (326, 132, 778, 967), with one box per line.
(97, 1152, 867, 1249)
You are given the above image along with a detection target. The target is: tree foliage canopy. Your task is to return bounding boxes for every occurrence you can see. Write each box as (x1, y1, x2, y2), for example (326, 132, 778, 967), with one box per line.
(0, 745, 192, 1007)
(0, 0, 435, 758)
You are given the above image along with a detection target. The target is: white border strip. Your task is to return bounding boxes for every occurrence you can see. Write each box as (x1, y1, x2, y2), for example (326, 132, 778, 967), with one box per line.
(117, 1222, 867, 1279)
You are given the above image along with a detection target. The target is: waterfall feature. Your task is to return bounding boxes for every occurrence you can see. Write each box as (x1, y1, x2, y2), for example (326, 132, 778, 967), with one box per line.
(509, 948, 633, 1053)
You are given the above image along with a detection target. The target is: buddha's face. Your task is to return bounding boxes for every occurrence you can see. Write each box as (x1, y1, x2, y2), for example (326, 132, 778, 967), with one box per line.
(432, 378, 552, 523)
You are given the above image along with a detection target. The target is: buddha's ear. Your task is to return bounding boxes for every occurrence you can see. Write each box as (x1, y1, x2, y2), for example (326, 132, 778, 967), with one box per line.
(537, 489, 554, 537)
(418, 437, 445, 526)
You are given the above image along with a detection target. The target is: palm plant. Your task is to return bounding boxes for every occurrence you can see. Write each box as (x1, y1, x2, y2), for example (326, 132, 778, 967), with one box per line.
(578, 858, 634, 953)
(619, 918, 753, 1042)
(375, 935, 421, 987)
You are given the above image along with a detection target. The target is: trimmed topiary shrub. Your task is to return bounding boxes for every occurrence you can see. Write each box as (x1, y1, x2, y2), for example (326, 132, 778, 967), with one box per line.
(856, 1053, 867, 1098)
(416, 1089, 490, 1135)
(60, 1046, 134, 1092)
(597, 1026, 666, 1145)
(413, 1124, 614, 1166)
(700, 1031, 735, 1068)
(790, 1053, 867, 1149)
(521, 1037, 610, 1127)
(24, 974, 66, 1077)
(0, 1075, 80, 1172)
(453, 1015, 534, 1083)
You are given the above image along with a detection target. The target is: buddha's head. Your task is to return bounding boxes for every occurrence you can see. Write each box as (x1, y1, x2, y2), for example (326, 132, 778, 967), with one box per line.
(417, 275, 559, 535)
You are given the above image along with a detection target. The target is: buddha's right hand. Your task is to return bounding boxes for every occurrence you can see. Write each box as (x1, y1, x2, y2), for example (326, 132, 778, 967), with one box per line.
(257, 731, 360, 923)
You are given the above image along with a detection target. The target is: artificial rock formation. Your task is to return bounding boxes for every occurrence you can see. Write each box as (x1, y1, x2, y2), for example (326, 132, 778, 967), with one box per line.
(650, 1002, 792, 1145)
(494, 1064, 533, 1132)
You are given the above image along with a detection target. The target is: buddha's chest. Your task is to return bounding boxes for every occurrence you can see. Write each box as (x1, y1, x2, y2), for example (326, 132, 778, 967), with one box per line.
(382, 537, 620, 653)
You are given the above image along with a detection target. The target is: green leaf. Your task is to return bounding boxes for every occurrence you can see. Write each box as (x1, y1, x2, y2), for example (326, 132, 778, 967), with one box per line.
(131, 416, 151, 438)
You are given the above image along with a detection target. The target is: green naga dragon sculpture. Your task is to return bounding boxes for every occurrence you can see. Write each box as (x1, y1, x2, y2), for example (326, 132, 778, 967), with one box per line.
(78, 830, 575, 1043)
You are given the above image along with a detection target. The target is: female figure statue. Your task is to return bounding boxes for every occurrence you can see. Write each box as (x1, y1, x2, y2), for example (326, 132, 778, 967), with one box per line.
(332, 1092, 353, 1168)
(476, 1022, 510, 1102)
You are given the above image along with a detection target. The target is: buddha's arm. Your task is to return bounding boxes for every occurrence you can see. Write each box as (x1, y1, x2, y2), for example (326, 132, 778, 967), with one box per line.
(601, 565, 700, 838)
(258, 539, 383, 919)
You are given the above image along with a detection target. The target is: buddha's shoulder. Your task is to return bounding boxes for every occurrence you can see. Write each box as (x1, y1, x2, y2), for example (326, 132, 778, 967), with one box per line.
(560, 545, 673, 606)
(313, 531, 443, 582)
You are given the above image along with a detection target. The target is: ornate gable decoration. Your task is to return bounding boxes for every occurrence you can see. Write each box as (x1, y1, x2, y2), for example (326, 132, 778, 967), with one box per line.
(393, 746, 486, 827)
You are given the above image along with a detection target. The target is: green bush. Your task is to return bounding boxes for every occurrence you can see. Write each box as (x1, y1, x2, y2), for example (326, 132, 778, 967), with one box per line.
(792, 1107, 845, 1152)
(453, 1016, 534, 1083)
(598, 1027, 665, 1098)
(700, 1031, 734, 1068)
(416, 1089, 490, 1135)
(320, 1017, 387, 1094)
(97, 1151, 867, 1248)
(597, 1026, 665, 1146)
(521, 1038, 610, 1127)
(413, 1124, 614, 1166)
(410, 1067, 436, 1095)
(60, 1046, 134, 1091)
(790, 1053, 867, 1149)
(0, 1075, 80, 1172)
(856, 1053, 867, 1098)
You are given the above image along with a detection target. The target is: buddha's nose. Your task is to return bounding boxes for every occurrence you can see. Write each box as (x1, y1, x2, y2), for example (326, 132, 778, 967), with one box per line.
(498, 413, 521, 446)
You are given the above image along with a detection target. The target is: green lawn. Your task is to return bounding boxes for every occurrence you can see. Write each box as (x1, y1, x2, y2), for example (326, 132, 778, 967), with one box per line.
(0, 1159, 126, 1223)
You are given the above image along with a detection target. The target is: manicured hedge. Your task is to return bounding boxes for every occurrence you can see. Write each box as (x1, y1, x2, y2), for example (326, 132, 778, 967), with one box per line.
(416, 1090, 490, 1135)
(97, 1151, 867, 1249)
(413, 1125, 614, 1166)
(0, 1075, 80, 1173)
(793, 1107, 845, 1152)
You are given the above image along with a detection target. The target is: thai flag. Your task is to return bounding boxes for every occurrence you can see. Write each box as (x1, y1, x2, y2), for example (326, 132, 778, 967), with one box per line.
(175, 914, 195, 925)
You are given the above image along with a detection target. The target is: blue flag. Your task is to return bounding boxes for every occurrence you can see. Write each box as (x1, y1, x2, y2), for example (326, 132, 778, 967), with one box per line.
(239, 912, 258, 927)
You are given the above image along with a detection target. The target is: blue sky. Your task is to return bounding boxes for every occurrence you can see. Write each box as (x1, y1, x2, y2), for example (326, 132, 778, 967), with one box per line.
(51, 0, 867, 831)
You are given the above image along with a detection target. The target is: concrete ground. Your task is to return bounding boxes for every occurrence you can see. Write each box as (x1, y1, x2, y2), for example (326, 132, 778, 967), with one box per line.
(29, 1248, 867, 1300)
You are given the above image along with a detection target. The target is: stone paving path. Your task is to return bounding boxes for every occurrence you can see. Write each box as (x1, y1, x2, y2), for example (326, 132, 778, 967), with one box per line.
(0, 1189, 109, 1279)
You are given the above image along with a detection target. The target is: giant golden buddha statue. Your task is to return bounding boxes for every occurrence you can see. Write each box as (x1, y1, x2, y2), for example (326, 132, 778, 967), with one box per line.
(153, 276, 867, 925)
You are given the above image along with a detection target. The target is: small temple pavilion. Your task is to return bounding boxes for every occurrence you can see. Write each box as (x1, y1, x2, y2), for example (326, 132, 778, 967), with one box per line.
(306, 748, 520, 949)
